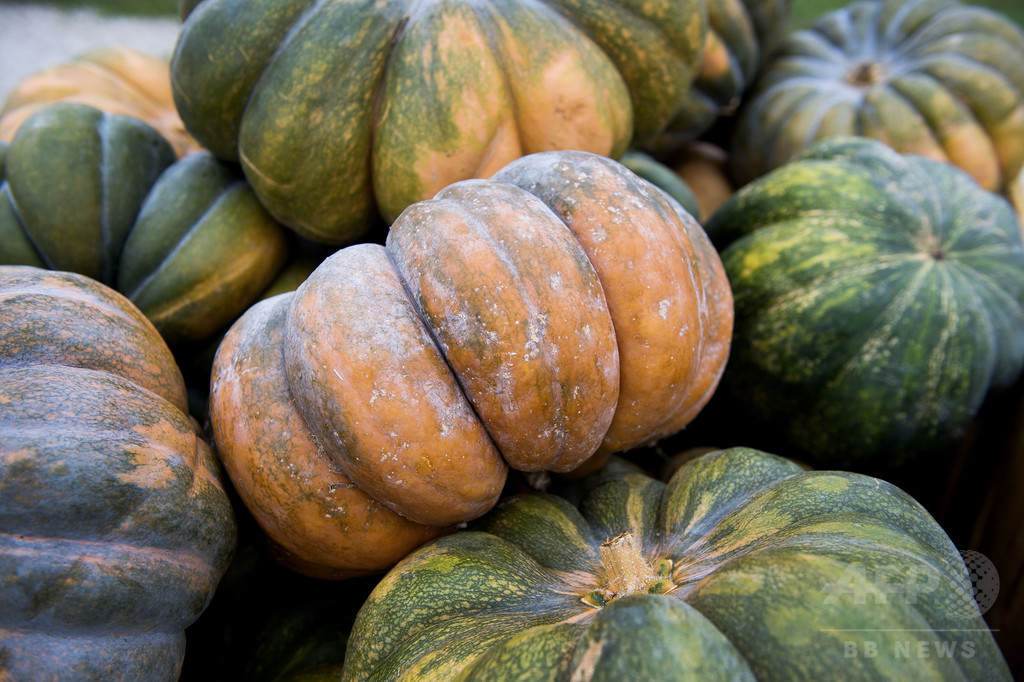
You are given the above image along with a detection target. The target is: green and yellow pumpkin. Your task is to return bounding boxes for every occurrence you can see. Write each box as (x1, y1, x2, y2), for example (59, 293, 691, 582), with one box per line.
(0, 266, 237, 680)
(342, 446, 1010, 680)
(171, 0, 791, 244)
(0, 46, 201, 158)
(209, 150, 732, 577)
(729, 0, 1024, 190)
(0, 102, 289, 346)
(705, 136, 1024, 469)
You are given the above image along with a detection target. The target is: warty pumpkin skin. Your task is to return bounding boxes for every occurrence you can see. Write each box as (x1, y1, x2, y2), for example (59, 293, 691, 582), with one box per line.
(0, 46, 201, 158)
(0, 103, 290, 347)
(729, 0, 1024, 190)
(208, 149, 731, 577)
(0, 266, 237, 680)
(706, 136, 1024, 469)
(210, 291, 452, 579)
(170, 0, 791, 245)
(342, 447, 1010, 680)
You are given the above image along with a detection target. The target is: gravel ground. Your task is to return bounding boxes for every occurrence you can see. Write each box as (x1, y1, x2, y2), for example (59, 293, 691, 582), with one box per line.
(0, 4, 181, 105)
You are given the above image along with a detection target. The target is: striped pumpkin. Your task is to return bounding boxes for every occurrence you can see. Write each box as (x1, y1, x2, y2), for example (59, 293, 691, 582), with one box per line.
(729, 0, 1024, 191)
(706, 136, 1024, 469)
(0, 102, 289, 346)
(343, 447, 1010, 680)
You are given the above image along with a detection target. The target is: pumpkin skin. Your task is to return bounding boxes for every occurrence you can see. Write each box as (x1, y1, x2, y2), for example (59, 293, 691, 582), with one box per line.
(0, 266, 236, 680)
(0, 46, 201, 158)
(342, 447, 1010, 680)
(209, 290, 450, 579)
(705, 136, 1024, 469)
(729, 0, 1024, 190)
(170, 0, 790, 245)
(208, 150, 731, 575)
(0, 102, 289, 346)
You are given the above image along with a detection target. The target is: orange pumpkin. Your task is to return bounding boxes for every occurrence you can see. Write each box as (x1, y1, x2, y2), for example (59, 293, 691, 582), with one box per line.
(208, 150, 732, 577)
(0, 46, 200, 158)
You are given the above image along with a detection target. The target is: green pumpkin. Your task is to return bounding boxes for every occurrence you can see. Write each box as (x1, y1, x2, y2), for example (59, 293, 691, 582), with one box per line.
(0, 266, 237, 680)
(729, 0, 1024, 191)
(171, 0, 790, 245)
(705, 136, 1024, 469)
(0, 102, 289, 346)
(343, 446, 1009, 680)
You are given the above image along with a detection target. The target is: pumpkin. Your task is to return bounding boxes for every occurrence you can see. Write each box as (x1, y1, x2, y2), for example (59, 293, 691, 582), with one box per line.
(170, 0, 791, 244)
(342, 446, 1010, 680)
(0, 265, 237, 680)
(0, 45, 201, 158)
(728, 0, 1024, 191)
(704, 136, 1024, 469)
(208, 150, 731, 576)
(0, 102, 290, 346)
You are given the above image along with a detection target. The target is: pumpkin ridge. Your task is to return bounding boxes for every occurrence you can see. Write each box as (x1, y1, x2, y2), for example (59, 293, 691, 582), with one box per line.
(126, 200, 275, 324)
(381, 232, 495, 447)
(97, 113, 114, 285)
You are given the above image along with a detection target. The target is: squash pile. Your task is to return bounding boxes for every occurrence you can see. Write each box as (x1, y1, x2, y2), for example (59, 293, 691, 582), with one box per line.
(3, 0, 1024, 679)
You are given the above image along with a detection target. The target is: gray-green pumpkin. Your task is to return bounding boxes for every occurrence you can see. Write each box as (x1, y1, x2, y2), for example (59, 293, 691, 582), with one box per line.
(0, 102, 289, 346)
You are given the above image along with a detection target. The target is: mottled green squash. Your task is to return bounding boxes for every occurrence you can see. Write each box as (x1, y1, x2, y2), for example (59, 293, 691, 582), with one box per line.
(729, 0, 1024, 190)
(705, 136, 1024, 468)
(343, 447, 1009, 680)
(0, 103, 289, 346)
(171, 0, 791, 244)
(0, 266, 236, 680)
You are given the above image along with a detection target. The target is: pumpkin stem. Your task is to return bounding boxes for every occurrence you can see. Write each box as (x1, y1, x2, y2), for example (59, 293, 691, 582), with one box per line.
(600, 532, 656, 597)
(846, 61, 886, 88)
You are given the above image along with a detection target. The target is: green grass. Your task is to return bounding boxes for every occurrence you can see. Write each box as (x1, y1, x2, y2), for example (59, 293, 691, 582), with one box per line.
(791, 0, 1024, 29)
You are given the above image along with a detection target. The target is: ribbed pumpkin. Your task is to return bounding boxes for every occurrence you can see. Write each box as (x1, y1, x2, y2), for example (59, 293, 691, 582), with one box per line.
(0, 46, 200, 158)
(342, 446, 1010, 680)
(729, 0, 1024, 190)
(705, 136, 1024, 469)
(0, 102, 289, 346)
(0, 266, 237, 680)
(170, 0, 791, 244)
(208, 150, 732, 577)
